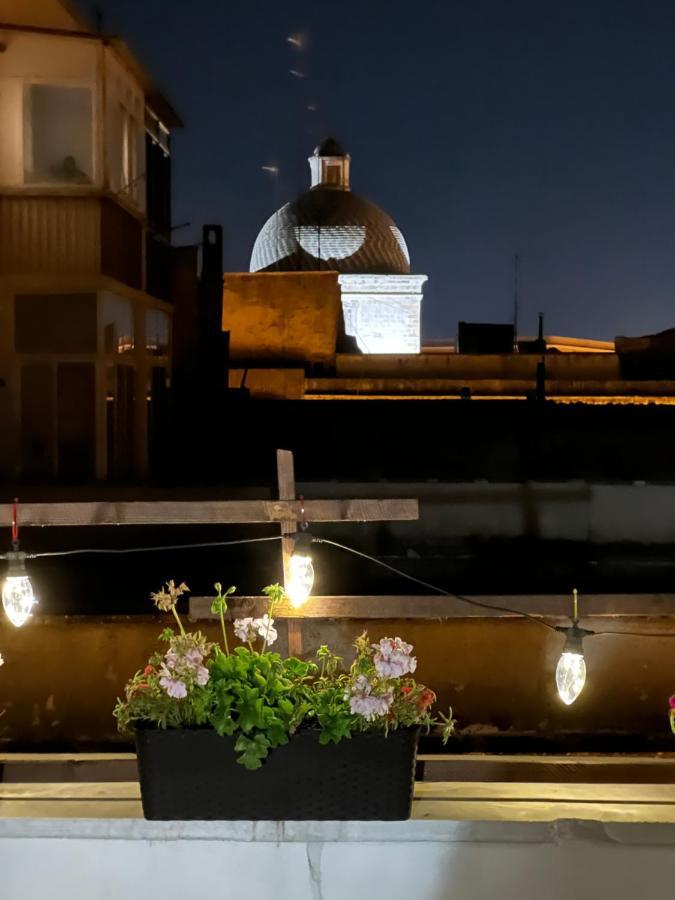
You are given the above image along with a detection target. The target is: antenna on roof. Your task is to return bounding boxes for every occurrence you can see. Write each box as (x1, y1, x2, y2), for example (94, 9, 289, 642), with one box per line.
(513, 254, 520, 352)
(92, 4, 104, 33)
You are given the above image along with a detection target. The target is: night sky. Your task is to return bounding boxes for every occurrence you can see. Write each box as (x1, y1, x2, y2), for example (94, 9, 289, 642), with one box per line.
(95, 0, 675, 341)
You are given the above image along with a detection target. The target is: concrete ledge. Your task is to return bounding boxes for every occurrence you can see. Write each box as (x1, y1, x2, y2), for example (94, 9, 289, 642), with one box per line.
(1, 817, 675, 845)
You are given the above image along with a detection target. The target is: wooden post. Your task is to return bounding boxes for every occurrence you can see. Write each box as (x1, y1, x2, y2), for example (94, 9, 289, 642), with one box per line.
(276, 449, 304, 657)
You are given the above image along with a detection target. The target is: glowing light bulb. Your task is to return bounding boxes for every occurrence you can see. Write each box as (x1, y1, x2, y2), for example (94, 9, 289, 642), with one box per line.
(2, 552, 36, 627)
(286, 532, 314, 608)
(556, 650, 586, 705)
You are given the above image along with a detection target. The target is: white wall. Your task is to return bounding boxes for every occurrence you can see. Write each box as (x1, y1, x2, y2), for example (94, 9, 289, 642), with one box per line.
(2, 819, 674, 900)
(339, 274, 427, 354)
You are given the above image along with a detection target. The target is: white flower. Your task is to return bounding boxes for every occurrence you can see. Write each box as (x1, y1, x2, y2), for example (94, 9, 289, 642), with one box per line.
(372, 637, 417, 678)
(195, 665, 210, 686)
(159, 665, 188, 699)
(0, 653, 4, 667)
(254, 614, 278, 647)
(233, 617, 258, 643)
(347, 674, 393, 721)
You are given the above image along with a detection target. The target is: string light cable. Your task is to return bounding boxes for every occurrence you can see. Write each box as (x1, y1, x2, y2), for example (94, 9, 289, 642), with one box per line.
(4, 535, 284, 560)
(313, 538, 675, 641)
(2, 521, 675, 644)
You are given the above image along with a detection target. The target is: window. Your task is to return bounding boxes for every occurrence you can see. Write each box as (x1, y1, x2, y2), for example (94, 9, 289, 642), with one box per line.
(121, 104, 139, 200)
(324, 163, 341, 185)
(100, 294, 134, 355)
(145, 110, 170, 156)
(15, 294, 97, 353)
(145, 309, 170, 356)
(24, 84, 93, 184)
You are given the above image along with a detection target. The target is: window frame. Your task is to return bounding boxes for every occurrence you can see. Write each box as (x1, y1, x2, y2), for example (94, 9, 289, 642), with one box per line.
(21, 77, 98, 187)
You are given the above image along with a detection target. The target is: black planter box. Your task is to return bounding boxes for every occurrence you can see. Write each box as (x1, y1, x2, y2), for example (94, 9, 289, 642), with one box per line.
(135, 726, 420, 820)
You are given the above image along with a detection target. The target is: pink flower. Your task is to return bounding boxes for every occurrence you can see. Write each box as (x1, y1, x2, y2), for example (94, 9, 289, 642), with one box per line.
(159, 675, 187, 699)
(669, 695, 675, 710)
(184, 648, 204, 667)
(347, 675, 394, 721)
(195, 665, 210, 686)
(372, 637, 417, 678)
(159, 663, 188, 699)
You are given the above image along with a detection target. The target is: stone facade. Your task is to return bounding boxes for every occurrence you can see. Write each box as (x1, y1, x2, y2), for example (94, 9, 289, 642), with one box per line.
(338, 273, 428, 353)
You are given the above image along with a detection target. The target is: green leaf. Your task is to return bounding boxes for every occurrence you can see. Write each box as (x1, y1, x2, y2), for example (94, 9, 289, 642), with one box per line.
(236, 689, 266, 733)
(234, 733, 270, 770)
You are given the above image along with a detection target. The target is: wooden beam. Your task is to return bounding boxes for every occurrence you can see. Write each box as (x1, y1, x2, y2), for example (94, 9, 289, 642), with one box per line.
(417, 754, 675, 785)
(0, 499, 418, 527)
(189, 593, 675, 621)
(277, 450, 303, 657)
(3, 780, 675, 823)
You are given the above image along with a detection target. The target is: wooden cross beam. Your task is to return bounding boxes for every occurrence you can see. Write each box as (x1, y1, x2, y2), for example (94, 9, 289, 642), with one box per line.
(276, 450, 303, 656)
(2, 450, 419, 659)
(0, 498, 418, 527)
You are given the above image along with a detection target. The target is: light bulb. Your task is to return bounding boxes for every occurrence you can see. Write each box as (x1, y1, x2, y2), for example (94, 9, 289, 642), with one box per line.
(286, 532, 314, 608)
(555, 650, 586, 705)
(2, 552, 37, 627)
(287, 554, 314, 608)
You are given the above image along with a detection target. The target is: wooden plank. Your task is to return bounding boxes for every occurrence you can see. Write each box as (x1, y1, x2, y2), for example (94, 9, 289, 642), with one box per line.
(418, 754, 675, 764)
(416, 753, 675, 784)
(5, 781, 675, 804)
(0, 799, 143, 818)
(0, 753, 136, 763)
(0, 782, 141, 800)
(411, 799, 675, 823)
(277, 449, 303, 657)
(414, 782, 675, 803)
(189, 593, 675, 621)
(1, 782, 675, 823)
(0, 498, 419, 527)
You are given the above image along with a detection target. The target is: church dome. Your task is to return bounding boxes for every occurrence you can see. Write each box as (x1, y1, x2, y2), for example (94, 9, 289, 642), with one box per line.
(250, 139, 411, 275)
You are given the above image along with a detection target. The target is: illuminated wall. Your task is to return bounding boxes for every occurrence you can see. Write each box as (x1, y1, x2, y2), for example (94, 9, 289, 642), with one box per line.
(338, 274, 427, 354)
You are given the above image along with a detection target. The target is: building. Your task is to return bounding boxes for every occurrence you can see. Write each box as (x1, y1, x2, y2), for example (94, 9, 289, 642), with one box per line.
(250, 138, 428, 354)
(223, 137, 675, 404)
(0, 0, 180, 481)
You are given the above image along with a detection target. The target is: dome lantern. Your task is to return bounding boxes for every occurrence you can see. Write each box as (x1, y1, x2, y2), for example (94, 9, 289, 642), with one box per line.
(249, 138, 428, 354)
(308, 137, 351, 191)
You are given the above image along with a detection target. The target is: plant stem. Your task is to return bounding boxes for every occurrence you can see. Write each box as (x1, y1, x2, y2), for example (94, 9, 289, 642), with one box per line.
(171, 605, 186, 637)
(219, 607, 230, 655)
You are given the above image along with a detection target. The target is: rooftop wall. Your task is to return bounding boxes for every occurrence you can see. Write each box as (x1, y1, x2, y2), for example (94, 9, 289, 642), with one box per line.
(222, 271, 341, 365)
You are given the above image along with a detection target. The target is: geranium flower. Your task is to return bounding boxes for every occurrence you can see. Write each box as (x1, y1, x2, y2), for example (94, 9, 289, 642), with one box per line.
(234, 617, 258, 643)
(418, 688, 435, 710)
(372, 637, 417, 678)
(254, 614, 278, 647)
(0, 653, 4, 667)
(195, 665, 210, 686)
(184, 647, 204, 667)
(143, 665, 154, 676)
(347, 675, 394, 721)
(669, 695, 675, 710)
(159, 668, 188, 699)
